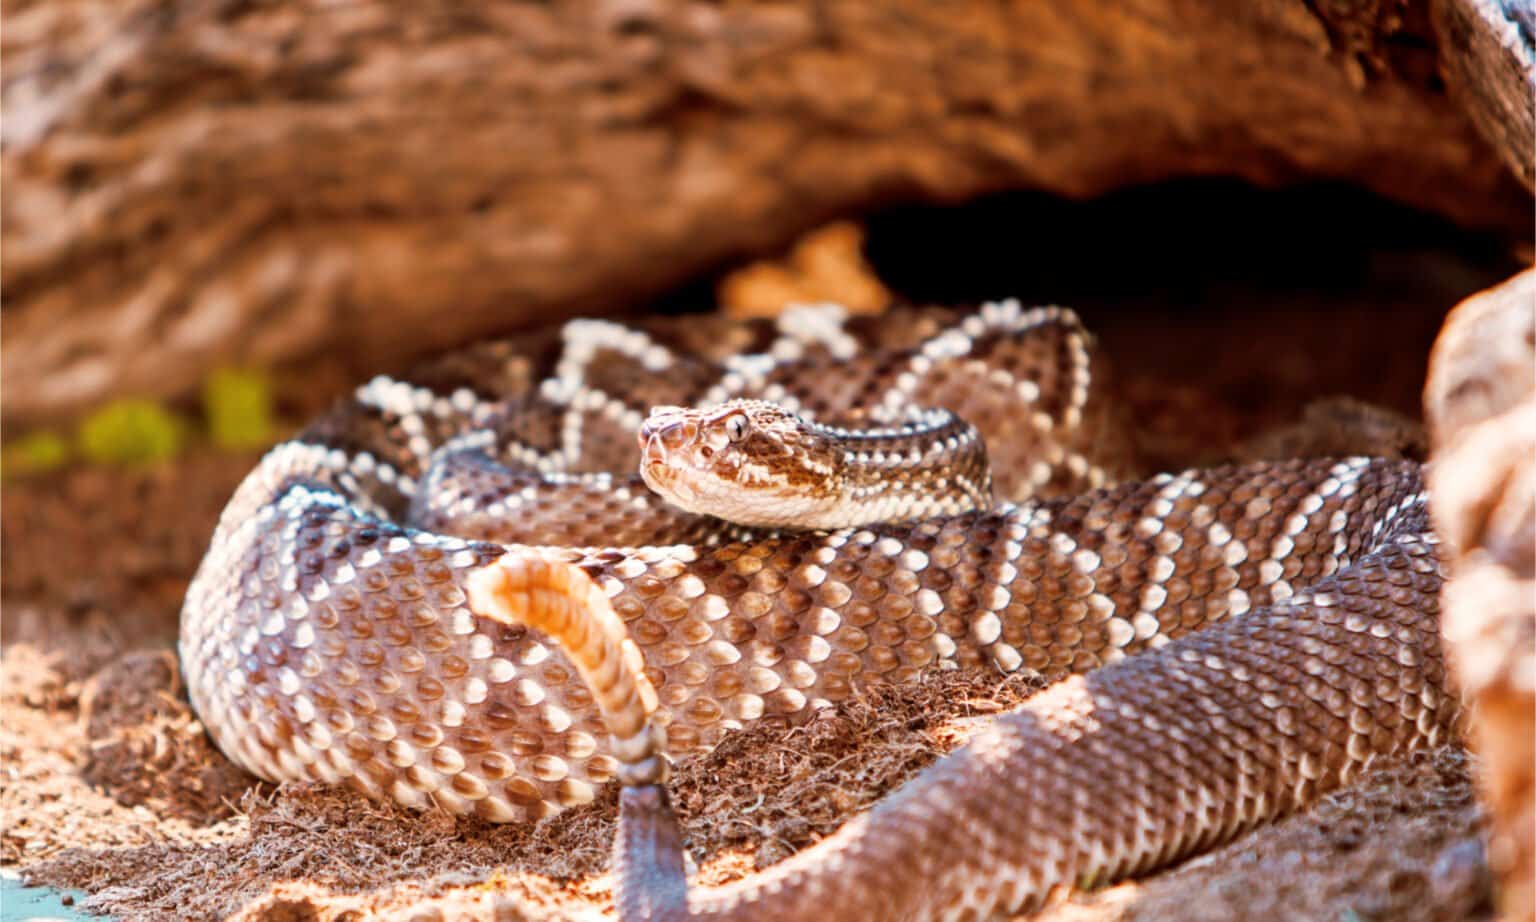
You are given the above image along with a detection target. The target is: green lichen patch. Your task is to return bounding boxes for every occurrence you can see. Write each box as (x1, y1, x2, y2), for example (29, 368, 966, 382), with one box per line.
(0, 430, 72, 477)
(77, 399, 185, 466)
(203, 367, 275, 450)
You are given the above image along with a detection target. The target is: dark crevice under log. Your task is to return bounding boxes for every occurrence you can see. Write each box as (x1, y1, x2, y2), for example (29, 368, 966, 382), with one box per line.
(2, 0, 1531, 425)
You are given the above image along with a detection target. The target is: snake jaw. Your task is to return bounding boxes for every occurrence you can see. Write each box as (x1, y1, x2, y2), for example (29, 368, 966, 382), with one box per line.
(637, 417, 697, 506)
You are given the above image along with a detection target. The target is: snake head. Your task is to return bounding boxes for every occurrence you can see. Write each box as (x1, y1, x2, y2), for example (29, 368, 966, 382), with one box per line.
(638, 399, 843, 529)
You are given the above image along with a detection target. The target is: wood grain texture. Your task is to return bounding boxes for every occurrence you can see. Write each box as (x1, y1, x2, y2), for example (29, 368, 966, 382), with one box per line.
(1433, 0, 1536, 190)
(1424, 269, 1536, 922)
(4, 0, 1530, 424)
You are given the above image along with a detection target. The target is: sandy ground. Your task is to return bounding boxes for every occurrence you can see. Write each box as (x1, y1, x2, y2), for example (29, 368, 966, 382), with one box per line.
(0, 258, 1517, 920)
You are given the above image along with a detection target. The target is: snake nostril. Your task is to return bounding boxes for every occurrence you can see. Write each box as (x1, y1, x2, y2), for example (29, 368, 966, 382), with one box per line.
(639, 416, 671, 443)
(660, 423, 689, 450)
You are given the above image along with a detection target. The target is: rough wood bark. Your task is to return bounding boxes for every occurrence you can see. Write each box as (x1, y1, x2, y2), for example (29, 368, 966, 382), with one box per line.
(1433, 0, 1536, 189)
(2, 0, 1530, 424)
(1424, 270, 1536, 922)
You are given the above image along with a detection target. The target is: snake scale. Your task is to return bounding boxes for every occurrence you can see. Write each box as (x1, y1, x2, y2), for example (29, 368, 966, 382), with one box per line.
(180, 302, 1457, 920)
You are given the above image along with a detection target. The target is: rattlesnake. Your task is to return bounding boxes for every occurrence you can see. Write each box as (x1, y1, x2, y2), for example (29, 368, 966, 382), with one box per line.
(179, 303, 1456, 919)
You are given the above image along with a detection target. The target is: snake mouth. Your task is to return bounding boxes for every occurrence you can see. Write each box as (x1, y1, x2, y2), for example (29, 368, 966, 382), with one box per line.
(639, 435, 712, 512)
(639, 437, 681, 495)
(640, 443, 665, 477)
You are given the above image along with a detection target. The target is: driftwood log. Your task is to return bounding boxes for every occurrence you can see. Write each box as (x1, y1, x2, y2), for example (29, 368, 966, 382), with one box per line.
(1434, 0, 1536, 189)
(2, 0, 1532, 425)
(1425, 270, 1536, 922)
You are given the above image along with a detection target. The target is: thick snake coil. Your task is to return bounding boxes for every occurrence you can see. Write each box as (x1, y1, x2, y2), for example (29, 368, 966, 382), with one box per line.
(179, 303, 1457, 920)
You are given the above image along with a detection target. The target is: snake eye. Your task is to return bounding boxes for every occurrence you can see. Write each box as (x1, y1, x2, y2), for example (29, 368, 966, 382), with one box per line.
(724, 412, 749, 442)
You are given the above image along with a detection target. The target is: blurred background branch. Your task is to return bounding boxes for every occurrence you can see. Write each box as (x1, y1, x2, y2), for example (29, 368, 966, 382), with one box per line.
(3, 0, 1530, 426)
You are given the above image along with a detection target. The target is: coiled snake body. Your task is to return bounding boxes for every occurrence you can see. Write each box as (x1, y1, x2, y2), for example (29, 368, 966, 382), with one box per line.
(180, 303, 1455, 919)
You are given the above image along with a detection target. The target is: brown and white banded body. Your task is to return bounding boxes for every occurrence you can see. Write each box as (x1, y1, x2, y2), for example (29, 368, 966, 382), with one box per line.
(639, 400, 991, 529)
(183, 302, 1139, 821)
(178, 302, 1455, 920)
